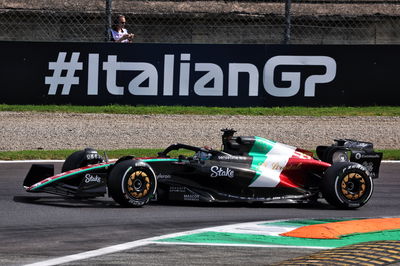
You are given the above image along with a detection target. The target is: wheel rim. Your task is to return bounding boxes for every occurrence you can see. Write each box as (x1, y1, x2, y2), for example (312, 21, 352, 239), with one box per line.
(126, 170, 151, 199)
(341, 173, 366, 200)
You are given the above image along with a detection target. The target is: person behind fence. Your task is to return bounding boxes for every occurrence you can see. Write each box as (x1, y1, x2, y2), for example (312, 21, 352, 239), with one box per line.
(110, 15, 134, 43)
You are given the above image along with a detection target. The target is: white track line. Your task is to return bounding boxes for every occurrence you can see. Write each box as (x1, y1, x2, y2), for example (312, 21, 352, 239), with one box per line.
(21, 226, 228, 266)
(23, 220, 326, 266)
(23, 239, 152, 266)
(0, 160, 65, 163)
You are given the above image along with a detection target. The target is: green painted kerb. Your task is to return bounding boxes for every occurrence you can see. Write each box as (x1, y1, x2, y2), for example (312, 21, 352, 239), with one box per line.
(157, 230, 400, 248)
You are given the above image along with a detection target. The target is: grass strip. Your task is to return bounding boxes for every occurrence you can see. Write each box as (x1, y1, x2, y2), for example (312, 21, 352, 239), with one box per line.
(0, 149, 398, 161)
(0, 149, 190, 161)
(1, 104, 400, 116)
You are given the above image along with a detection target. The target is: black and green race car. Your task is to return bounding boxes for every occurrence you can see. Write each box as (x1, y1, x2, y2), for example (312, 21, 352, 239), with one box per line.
(23, 129, 382, 209)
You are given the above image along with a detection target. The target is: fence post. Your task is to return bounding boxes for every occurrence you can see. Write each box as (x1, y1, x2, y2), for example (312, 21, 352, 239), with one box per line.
(283, 0, 292, 44)
(105, 0, 113, 42)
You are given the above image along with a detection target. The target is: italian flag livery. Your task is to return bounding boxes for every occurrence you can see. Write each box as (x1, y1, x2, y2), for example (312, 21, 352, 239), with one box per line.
(226, 136, 330, 189)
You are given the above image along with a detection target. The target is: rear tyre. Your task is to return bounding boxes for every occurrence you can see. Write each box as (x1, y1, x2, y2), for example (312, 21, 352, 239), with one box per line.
(107, 160, 157, 207)
(321, 162, 373, 209)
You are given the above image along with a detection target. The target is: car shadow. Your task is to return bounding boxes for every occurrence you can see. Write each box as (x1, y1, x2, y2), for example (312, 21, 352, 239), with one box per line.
(13, 196, 339, 210)
(151, 199, 336, 210)
(13, 195, 118, 208)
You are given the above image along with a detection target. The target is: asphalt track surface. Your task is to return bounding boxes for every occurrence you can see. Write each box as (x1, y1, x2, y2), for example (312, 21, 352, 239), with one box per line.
(1, 162, 399, 265)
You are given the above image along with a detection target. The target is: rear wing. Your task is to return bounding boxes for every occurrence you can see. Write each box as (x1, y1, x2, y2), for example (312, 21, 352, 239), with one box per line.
(317, 139, 383, 179)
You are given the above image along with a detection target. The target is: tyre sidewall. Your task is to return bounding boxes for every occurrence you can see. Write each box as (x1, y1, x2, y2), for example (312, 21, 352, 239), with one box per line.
(62, 148, 103, 172)
(62, 150, 86, 172)
(108, 160, 157, 207)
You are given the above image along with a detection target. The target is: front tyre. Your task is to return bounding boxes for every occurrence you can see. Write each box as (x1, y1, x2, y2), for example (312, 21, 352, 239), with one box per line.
(62, 148, 103, 172)
(107, 160, 157, 207)
(321, 162, 373, 209)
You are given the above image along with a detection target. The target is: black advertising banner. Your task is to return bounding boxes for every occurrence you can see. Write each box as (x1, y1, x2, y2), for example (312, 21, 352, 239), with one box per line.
(0, 41, 399, 106)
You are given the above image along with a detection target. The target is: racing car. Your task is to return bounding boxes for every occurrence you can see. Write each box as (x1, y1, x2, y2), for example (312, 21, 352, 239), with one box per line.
(23, 129, 382, 209)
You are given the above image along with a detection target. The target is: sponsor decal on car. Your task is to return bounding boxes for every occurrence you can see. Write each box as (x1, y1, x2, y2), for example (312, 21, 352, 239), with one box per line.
(156, 174, 171, 179)
(84, 174, 102, 183)
(169, 186, 186, 193)
(217, 155, 249, 161)
(85, 152, 102, 160)
(210, 166, 234, 178)
(183, 194, 200, 201)
(355, 153, 381, 159)
(134, 161, 148, 167)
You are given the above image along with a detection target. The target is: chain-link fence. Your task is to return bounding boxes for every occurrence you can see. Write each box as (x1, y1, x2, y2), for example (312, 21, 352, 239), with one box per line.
(1, 0, 399, 44)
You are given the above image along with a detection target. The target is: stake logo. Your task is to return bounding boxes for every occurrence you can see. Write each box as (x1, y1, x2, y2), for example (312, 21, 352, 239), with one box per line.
(210, 166, 234, 178)
(45, 52, 336, 98)
(84, 174, 101, 183)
